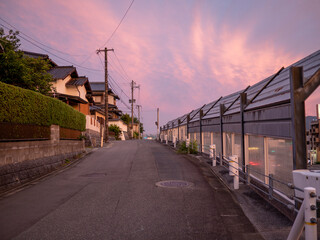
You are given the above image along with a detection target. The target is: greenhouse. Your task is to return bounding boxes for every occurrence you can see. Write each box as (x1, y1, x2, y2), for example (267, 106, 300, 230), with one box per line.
(160, 50, 320, 196)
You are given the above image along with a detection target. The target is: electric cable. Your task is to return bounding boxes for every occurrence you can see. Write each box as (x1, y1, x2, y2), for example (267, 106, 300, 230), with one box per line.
(99, 0, 135, 48)
(81, 0, 135, 65)
(0, 23, 102, 72)
(0, 17, 86, 57)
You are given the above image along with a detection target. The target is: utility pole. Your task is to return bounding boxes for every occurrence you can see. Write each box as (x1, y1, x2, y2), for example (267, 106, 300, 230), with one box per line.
(97, 47, 114, 143)
(157, 108, 159, 140)
(130, 80, 139, 139)
(137, 105, 141, 139)
(131, 80, 134, 138)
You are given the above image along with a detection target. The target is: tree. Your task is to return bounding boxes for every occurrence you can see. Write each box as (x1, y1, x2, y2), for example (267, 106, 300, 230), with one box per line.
(0, 28, 53, 94)
(140, 122, 144, 134)
(121, 113, 144, 134)
(120, 114, 131, 125)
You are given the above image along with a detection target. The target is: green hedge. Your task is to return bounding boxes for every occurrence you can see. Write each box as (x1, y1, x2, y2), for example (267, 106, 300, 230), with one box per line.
(0, 82, 86, 131)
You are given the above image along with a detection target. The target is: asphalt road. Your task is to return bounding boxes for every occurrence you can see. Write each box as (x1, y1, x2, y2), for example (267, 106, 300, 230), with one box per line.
(0, 140, 263, 240)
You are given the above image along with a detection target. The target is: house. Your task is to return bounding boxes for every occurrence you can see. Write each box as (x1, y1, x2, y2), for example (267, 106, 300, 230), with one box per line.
(48, 66, 93, 115)
(90, 82, 122, 120)
(47, 66, 105, 146)
(22, 51, 103, 146)
(90, 82, 129, 140)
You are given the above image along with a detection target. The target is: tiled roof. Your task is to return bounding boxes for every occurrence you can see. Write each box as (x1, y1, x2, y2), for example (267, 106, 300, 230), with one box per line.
(48, 66, 77, 80)
(90, 82, 120, 99)
(66, 77, 88, 86)
(23, 51, 58, 67)
(23, 51, 49, 59)
(90, 82, 105, 91)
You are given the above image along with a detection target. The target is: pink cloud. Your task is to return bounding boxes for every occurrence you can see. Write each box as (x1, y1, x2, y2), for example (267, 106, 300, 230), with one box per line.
(1, 0, 320, 132)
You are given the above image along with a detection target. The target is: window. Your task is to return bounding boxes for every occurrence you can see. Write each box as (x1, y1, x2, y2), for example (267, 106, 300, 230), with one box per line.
(213, 132, 222, 155)
(93, 96, 102, 103)
(203, 132, 211, 154)
(248, 135, 265, 182)
(267, 138, 293, 196)
(224, 132, 233, 158)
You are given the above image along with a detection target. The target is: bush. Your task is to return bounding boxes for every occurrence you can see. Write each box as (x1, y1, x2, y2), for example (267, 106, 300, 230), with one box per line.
(133, 131, 139, 139)
(0, 82, 85, 131)
(177, 140, 198, 154)
(109, 124, 121, 140)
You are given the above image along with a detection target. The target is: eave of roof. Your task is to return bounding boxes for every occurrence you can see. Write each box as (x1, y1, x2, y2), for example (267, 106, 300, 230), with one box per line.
(22, 50, 58, 67)
(51, 93, 88, 104)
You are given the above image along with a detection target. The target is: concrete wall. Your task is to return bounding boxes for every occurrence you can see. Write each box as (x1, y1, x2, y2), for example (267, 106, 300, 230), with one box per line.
(0, 125, 85, 193)
(86, 115, 101, 132)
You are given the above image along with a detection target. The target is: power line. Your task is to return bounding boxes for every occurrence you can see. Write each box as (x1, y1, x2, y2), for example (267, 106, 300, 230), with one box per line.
(108, 59, 131, 83)
(99, 0, 135, 48)
(80, 0, 135, 65)
(108, 77, 131, 110)
(108, 74, 131, 99)
(0, 17, 86, 57)
(97, 52, 105, 69)
(112, 51, 131, 81)
(0, 23, 102, 72)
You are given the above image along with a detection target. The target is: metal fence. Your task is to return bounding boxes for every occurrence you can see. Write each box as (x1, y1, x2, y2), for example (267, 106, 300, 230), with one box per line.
(161, 139, 319, 239)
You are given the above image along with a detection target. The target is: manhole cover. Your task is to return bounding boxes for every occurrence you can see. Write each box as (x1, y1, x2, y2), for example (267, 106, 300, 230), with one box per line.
(81, 173, 107, 178)
(155, 180, 194, 188)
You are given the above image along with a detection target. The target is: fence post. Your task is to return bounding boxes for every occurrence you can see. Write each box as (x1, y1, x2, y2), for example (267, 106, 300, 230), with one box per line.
(219, 152, 222, 166)
(304, 187, 317, 240)
(268, 174, 273, 200)
(246, 165, 250, 185)
(287, 187, 317, 240)
(287, 198, 305, 240)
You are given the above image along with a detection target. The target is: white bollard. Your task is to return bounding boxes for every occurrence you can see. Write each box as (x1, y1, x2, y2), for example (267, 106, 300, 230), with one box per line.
(165, 135, 168, 145)
(304, 187, 317, 240)
(229, 155, 239, 190)
(173, 136, 177, 148)
(210, 144, 216, 167)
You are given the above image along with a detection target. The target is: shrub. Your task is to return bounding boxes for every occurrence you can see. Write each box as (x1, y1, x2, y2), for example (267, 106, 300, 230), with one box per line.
(133, 131, 139, 139)
(109, 124, 121, 140)
(0, 82, 85, 131)
(177, 140, 198, 154)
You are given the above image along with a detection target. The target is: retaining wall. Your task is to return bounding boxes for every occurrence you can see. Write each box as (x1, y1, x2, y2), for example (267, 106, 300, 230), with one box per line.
(0, 125, 85, 193)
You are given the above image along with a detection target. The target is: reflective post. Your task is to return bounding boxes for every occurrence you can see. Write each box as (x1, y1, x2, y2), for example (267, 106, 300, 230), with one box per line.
(229, 155, 239, 190)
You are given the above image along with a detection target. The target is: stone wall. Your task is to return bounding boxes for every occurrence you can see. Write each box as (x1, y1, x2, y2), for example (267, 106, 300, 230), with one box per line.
(85, 129, 102, 147)
(0, 125, 85, 193)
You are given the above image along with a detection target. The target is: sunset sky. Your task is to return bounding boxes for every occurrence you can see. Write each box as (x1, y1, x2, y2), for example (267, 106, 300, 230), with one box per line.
(1, 0, 320, 134)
